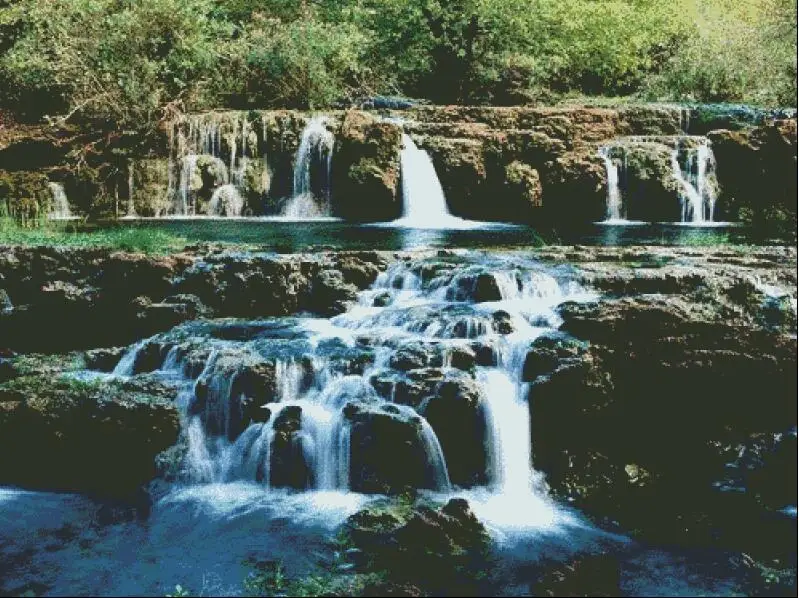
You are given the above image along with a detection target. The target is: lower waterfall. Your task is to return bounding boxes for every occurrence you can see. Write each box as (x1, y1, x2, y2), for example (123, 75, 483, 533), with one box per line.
(106, 253, 595, 530)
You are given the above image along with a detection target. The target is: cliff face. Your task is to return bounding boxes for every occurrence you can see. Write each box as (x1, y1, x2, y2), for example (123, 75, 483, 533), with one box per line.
(0, 105, 795, 229)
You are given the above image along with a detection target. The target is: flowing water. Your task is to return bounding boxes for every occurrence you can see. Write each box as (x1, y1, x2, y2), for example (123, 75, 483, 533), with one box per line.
(290, 117, 334, 217)
(47, 182, 74, 220)
(599, 136, 720, 225)
(0, 251, 768, 596)
(387, 134, 482, 229)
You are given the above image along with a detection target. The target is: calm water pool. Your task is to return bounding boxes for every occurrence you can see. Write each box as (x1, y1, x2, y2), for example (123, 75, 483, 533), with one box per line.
(78, 219, 773, 252)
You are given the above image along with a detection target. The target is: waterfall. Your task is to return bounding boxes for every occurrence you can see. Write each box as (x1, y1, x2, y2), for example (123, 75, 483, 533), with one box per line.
(125, 168, 137, 218)
(47, 182, 73, 220)
(98, 254, 595, 527)
(165, 113, 260, 218)
(289, 117, 334, 217)
(599, 136, 719, 225)
(598, 146, 625, 222)
(673, 139, 718, 224)
(208, 184, 244, 217)
(382, 133, 478, 229)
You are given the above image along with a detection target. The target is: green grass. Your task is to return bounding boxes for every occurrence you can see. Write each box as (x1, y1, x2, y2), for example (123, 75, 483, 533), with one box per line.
(0, 218, 188, 254)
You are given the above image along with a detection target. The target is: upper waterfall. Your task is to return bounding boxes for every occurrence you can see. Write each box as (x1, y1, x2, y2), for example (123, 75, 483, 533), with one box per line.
(47, 182, 73, 220)
(598, 135, 720, 225)
(389, 134, 479, 229)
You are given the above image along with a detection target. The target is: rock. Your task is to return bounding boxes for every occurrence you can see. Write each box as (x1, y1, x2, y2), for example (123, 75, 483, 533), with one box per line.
(709, 120, 797, 236)
(343, 496, 490, 594)
(531, 554, 622, 597)
(0, 376, 180, 498)
(306, 269, 359, 315)
(332, 111, 403, 222)
(446, 345, 476, 370)
(421, 376, 488, 487)
(345, 402, 434, 494)
(344, 497, 490, 596)
(84, 347, 126, 372)
(269, 405, 311, 489)
(492, 310, 514, 334)
(373, 291, 392, 307)
(189, 348, 277, 440)
(522, 334, 586, 382)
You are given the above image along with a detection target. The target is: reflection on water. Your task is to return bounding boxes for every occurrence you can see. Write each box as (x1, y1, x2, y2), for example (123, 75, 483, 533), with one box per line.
(71, 219, 767, 253)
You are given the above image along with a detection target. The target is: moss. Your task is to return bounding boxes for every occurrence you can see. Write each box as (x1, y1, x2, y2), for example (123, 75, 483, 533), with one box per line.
(332, 111, 402, 221)
(131, 158, 171, 217)
(0, 373, 180, 496)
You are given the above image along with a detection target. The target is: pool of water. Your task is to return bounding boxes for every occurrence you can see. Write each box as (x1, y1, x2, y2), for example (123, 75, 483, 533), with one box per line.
(77, 219, 776, 252)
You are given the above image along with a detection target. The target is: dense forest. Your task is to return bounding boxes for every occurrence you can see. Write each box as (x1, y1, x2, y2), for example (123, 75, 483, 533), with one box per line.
(0, 0, 796, 131)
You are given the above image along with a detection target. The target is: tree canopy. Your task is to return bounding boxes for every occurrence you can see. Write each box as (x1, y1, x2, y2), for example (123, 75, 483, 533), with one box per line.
(0, 0, 795, 129)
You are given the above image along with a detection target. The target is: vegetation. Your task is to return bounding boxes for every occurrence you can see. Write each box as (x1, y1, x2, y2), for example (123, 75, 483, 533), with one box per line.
(0, 0, 794, 129)
(0, 218, 187, 253)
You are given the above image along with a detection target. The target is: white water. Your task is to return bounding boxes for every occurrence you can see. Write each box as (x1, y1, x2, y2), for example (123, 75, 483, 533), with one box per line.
(599, 146, 625, 222)
(105, 255, 596, 524)
(47, 182, 73, 220)
(166, 114, 256, 217)
(289, 117, 334, 217)
(282, 193, 327, 219)
(389, 134, 481, 229)
(207, 184, 245, 217)
(599, 136, 719, 225)
(674, 139, 718, 224)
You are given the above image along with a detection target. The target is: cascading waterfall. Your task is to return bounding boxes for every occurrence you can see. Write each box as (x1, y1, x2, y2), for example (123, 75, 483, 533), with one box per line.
(165, 113, 257, 217)
(47, 182, 73, 220)
(106, 254, 595, 530)
(208, 184, 244, 217)
(390, 134, 477, 229)
(673, 138, 718, 224)
(599, 136, 719, 225)
(598, 146, 625, 222)
(125, 168, 137, 218)
(286, 117, 335, 218)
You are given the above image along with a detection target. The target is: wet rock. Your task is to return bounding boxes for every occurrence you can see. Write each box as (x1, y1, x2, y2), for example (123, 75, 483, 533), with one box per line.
(332, 111, 403, 222)
(344, 496, 490, 595)
(492, 310, 514, 334)
(446, 345, 476, 371)
(0, 376, 180, 498)
(305, 269, 359, 316)
(471, 342, 498, 366)
(189, 348, 277, 440)
(531, 554, 621, 597)
(473, 273, 502, 302)
(373, 291, 392, 307)
(269, 405, 311, 489)
(422, 376, 488, 487)
(345, 402, 433, 494)
(522, 333, 587, 382)
(84, 347, 126, 372)
(389, 343, 442, 371)
(161, 294, 213, 319)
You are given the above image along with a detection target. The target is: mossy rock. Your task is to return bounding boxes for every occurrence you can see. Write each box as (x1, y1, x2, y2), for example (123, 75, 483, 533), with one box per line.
(0, 375, 180, 497)
(332, 111, 402, 222)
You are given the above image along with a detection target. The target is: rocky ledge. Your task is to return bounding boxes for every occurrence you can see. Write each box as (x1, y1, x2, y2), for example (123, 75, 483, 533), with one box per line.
(0, 245, 795, 561)
(2, 106, 796, 232)
(529, 245, 797, 559)
(0, 246, 392, 352)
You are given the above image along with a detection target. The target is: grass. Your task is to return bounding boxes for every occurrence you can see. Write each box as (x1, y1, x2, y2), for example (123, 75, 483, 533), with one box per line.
(0, 218, 188, 254)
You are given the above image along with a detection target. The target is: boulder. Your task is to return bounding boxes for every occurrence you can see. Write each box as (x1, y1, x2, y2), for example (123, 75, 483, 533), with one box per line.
(0, 376, 180, 498)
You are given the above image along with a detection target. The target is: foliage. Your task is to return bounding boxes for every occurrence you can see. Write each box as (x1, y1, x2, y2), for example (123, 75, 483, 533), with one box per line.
(0, 0, 795, 126)
(0, 218, 187, 253)
(644, 0, 798, 105)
